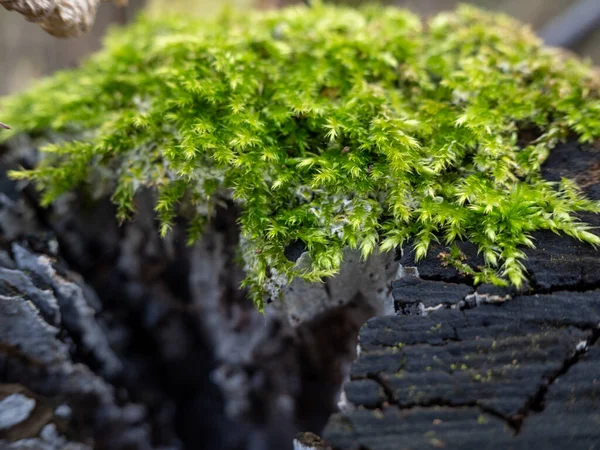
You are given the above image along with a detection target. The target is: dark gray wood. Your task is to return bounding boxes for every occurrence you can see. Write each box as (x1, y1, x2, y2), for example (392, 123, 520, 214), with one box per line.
(320, 140, 600, 450)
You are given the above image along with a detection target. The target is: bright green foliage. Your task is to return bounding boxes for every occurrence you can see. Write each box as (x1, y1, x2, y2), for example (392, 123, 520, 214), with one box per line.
(2, 4, 600, 310)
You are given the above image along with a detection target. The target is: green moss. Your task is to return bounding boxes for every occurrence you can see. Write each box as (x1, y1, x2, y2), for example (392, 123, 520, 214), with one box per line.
(1, 4, 600, 310)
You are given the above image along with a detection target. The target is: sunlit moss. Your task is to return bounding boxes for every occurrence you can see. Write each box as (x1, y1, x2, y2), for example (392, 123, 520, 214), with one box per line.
(2, 4, 600, 310)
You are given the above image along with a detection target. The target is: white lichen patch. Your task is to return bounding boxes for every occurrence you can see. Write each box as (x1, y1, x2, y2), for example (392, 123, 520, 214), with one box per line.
(0, 393, 36, 430)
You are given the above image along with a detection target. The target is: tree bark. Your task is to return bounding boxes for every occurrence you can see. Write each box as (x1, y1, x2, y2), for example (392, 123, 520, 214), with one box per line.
(314, 140, 600, 450)
(0, 132, 390, 449)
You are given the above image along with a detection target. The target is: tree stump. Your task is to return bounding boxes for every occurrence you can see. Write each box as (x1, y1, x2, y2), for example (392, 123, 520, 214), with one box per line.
(0, 136, 386, 449)
(312, 140, 600, 449)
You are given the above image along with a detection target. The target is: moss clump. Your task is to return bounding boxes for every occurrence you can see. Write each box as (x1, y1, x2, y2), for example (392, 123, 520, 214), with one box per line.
(2, 4, 600, 310)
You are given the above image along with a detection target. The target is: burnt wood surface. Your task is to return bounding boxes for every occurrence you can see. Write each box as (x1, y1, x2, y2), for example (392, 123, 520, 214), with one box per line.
(320, 140, 600, 450)
(0, 137, 376, 449)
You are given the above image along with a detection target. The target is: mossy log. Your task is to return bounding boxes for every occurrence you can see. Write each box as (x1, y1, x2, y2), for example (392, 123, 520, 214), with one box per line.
(3, 5, 600, 310)
(0, 139, 379, 449)
(307, 139, 600, 450)
(1, 5, 600, 450)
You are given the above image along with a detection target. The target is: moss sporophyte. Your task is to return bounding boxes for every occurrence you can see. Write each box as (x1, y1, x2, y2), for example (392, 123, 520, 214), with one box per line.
(1, 5, 599, 310)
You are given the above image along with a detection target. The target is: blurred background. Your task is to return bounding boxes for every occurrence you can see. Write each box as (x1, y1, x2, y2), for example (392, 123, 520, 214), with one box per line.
(1, 0, 599, 96)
